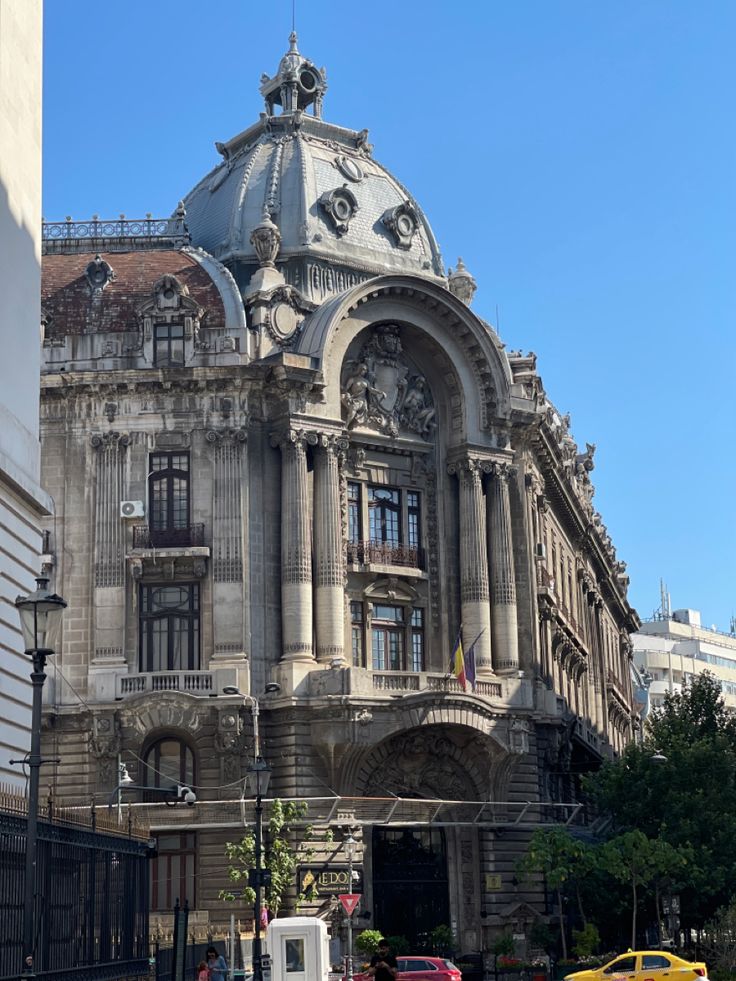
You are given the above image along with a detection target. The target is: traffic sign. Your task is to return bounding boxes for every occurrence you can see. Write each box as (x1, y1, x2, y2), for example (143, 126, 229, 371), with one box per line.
(339, 893, 361, 916)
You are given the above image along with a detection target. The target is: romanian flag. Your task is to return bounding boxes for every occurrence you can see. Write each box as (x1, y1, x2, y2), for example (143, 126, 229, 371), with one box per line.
(465, 629, 484, 693)
(450, 632, 467, 690)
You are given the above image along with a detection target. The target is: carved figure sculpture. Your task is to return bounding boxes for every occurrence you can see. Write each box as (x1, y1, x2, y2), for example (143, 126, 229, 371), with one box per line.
(401, 376, 436, 436)
(341, 363, 386, 429)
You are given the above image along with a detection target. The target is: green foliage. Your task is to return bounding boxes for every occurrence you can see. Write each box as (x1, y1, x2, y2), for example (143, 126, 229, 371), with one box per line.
(587, 671, 732, 932)
(572, 923, 600, 959)
(355, 930, 384, 956)
(518, 828, 588, 958)
(430, 925, 457, 953)
(492, 933, 516, 958)
(703, 899, 736, 976)
(220, 799, 315, 915)
(529, 919, 556, 955)
(383, 935, 410, 954)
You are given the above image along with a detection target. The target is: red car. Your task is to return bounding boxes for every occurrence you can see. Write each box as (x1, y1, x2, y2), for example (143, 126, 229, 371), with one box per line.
(352, 956, 462, 981)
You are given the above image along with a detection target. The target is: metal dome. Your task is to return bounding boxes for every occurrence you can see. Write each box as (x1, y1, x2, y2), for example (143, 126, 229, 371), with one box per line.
(181, 35, 445, 301)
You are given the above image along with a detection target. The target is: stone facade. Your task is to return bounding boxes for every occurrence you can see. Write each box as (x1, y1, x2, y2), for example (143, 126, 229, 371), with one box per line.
(38, 34, 639, 953)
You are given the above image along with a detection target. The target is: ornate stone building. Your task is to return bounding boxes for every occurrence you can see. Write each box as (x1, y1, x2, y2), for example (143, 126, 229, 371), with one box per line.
(39, 34, 639, 953)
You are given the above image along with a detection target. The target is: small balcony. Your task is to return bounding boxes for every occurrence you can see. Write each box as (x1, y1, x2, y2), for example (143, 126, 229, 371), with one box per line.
(346, 539, 424, 569)
(114, 667, 240, 700)
(132, 523, 205, 549)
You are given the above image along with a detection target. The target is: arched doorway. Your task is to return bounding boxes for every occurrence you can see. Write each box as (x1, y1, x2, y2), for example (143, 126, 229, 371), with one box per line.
(372, 826, 449, 951)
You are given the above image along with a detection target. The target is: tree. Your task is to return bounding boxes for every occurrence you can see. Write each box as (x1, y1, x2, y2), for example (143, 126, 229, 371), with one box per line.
(586, 672, 736, 933)
(518, 828, 585, 958)
(598, 831, 687, 948)
(220, 799, 319, 915)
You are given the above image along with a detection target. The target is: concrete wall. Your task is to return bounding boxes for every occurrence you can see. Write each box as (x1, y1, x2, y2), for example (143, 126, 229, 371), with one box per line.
(0, 0, 51, 786)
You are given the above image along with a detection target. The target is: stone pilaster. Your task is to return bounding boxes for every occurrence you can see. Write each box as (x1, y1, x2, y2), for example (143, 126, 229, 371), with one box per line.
(487, 464, 520, 672)
(90, 432, 128, 698)
(207, 428, 249, 669)
(276, 430, 314, 662)
(447, 457, 493, 676)
(313, 433, 348, 664)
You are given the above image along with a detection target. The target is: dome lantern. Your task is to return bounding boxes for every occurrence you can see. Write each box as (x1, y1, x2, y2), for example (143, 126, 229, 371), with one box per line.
(447, 257, 477, 306)
(260, 32, 327, 118)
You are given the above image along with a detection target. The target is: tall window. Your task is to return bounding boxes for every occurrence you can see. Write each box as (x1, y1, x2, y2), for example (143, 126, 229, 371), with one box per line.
(371, 604, 405, 671)
(369, 487, 401, 545)
(348, 482, 361, 544)
(407, 492, 421, 551)
(153, 323, 185, 367)
(140, 584, 200, 671)
(143, 737, 195, 789)
(410, 608, 425, 671)
(150, 832, 196, 911)
(346, 483, 422, 567)
(351, 600, 364, 667)
(149, 452, 190, 544)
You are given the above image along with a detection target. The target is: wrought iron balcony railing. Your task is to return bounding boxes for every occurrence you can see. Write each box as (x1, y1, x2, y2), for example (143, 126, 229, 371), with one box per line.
(131, 523, 205, 549)
(346, 539, 424, 569)
(42, 211, 190, 253)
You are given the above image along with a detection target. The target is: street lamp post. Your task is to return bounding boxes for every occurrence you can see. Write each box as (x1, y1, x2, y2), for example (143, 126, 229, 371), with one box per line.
(14, 576, 67, 975)
(344, 833, 357, 981)
(222, 685, 280, 981)
(246, 758, 272, 981)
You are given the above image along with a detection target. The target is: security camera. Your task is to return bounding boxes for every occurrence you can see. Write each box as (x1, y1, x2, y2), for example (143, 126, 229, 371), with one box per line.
(177, 785, 197, 806)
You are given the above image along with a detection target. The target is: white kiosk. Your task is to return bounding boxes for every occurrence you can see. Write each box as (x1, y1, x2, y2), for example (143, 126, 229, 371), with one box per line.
(266, 916, 331, 981)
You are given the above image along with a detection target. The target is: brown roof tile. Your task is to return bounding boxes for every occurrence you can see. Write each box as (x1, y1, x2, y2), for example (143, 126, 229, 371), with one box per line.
(42, 250, 227, 336)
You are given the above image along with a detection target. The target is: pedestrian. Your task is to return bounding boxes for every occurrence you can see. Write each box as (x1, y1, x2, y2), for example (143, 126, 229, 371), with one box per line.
(206, 946, 227, 981)
(197, 961, 209, 981)
(368, 939, 398, 981)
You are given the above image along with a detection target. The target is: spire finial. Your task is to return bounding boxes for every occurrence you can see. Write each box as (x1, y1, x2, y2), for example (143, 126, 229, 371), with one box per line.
(447, 256, 478, 306)
(288, 30, 299, 53)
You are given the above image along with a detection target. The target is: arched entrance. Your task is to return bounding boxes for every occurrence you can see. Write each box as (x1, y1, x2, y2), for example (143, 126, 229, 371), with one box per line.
(355, 723, 498, 951)
(372, 826, 449, 951)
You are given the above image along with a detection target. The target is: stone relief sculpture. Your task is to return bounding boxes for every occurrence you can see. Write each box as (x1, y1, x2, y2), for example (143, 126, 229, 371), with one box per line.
(341, 323, 436, 440)
(341, 363, 387, 429)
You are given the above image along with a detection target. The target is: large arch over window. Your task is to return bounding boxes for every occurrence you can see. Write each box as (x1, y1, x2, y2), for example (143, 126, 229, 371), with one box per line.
(142, 736, 196, 791)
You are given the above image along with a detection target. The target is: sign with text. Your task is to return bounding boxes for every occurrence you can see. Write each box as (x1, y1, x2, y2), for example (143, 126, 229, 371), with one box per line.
(298, 865, 364, 899)
(339, 894, 361, 916)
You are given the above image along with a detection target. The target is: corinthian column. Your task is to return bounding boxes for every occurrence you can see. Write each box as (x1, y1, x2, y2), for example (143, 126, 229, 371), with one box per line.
(487, 464, 520, 672)
(277, 430, 314, 662)
(448, 457, 493, 677)
(314, 434, 347, 663)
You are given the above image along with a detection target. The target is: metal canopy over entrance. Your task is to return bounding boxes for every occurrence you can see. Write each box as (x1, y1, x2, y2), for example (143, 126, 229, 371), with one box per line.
(92, 796, 582, 832)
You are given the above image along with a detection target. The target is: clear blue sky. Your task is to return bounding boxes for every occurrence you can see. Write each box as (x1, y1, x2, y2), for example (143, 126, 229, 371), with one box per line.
(43, 1, 736, 630)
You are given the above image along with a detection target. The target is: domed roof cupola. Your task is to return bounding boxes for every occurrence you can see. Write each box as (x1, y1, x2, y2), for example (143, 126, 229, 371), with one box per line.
(260, 32, 327, 118)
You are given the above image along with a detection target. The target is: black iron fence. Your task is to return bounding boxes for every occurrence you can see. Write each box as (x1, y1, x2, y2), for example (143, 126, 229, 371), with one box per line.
(0, 788, 151, 981)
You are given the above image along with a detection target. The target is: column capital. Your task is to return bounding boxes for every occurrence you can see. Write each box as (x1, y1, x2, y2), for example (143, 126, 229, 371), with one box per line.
(90, 431, 130, 450)
(314, 431, 350, 454)
(270, 427, 316, 452)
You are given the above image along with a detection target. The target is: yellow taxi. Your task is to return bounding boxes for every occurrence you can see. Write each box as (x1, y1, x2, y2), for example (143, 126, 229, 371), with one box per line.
(564, 952, 707, 981)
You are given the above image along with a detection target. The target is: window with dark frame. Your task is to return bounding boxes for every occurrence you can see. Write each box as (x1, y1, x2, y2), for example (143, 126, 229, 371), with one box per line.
(410, 607, 425, 672)
(149, 452, 190, 545)
(371, 604, 405, 671)
(150, 831, 196, 911)
(346, 483, 422, 567)
(139, 583, 200, 672)
(153, 323, 185, 367)
(350, 600, 364, 667)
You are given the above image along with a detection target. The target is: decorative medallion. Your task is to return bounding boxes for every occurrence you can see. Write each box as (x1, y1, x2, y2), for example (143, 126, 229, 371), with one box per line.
(334, 154, 364, 183)
(85, 254, 115, 294)
(381, 201, 419, 250)
(319, 185, 359, 236)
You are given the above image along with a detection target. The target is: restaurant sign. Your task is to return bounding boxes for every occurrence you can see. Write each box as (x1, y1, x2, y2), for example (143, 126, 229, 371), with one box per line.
(298, 865, 364, 899)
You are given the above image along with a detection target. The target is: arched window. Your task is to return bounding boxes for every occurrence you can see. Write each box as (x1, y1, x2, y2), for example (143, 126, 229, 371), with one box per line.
(142, 737, 195, 791)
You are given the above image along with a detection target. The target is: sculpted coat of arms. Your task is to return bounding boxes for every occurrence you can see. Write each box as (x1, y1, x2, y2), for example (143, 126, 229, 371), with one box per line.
(341, 324, 436, 439)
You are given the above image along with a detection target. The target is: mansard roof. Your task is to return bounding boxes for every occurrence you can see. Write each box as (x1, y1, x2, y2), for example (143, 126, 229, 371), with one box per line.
(42, 248, 231, 337)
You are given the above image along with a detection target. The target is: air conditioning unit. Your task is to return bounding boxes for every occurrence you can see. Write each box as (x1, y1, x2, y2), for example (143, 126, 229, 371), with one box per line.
(535, 542, 546, 559)
(120, 500, 144, 519)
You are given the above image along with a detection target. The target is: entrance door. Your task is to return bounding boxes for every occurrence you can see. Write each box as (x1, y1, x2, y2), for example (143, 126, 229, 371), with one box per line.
(372, 827, 450, 952)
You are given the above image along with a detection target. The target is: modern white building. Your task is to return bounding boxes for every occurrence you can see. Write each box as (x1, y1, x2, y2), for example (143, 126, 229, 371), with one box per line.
(633, 608, 736, 711)
(0, 0, 52, 786)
